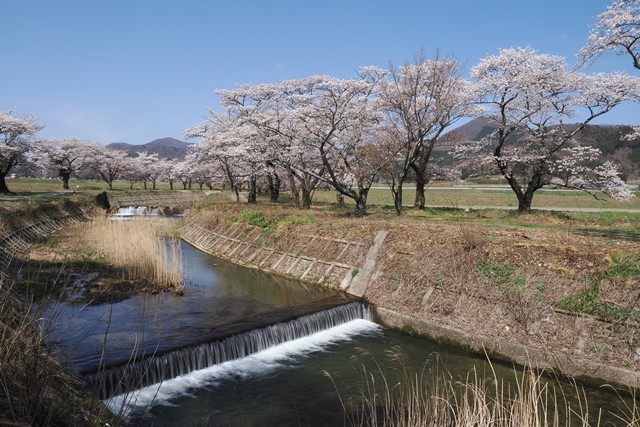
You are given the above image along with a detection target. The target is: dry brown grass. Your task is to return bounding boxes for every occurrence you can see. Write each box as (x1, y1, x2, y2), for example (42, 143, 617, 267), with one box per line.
(329, 351, 640, 427)
(80, 216, 184, 294)
(0, 284, 114, 425)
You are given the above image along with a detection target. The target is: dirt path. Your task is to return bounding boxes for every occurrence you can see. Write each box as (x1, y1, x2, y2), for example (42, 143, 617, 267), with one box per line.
(426, 204, 640, 213)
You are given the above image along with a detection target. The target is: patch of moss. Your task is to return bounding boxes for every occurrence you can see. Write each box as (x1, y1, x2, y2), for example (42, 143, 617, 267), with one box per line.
(554, 283, 638, 322)
(608, 251, 640, 278)
(475, 261, 516, 285)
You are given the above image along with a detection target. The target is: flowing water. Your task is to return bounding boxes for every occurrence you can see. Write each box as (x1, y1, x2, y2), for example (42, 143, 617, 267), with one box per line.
(113, 206, 161, 217)
(39, 234, 637, 425)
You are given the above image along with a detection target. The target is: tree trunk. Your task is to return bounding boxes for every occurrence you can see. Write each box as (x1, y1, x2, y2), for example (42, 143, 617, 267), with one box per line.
(198, 183, 203, 190)
(393, 183, 403, 215)
(336, 192, 345, 207)
(187, 180, 192, 190)
(169, 181, 174, 190)
(353, 188, 369, 217)
(0, 175, 9, 194)
(248, 175, 257, 204)
(286, 166, 300, 207)
(152, 181, 157, 190)
(354, 198, 366, 217)
(267, 173, 281, 203)
(108, 180, 113, 190)
(130, 182, 134, 190)
(143, 181, 147, 190)
(61, 172, 70, 190)
(182, 182, 187, 190)
(301, 188, 312, 209)
(413, 172, 427, 209)
(517, 189, 535, 212)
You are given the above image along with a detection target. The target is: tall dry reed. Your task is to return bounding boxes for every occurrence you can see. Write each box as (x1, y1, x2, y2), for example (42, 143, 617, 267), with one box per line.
(327, 350, 640, 427)
(81, 217, 184, 293)
(0, 283, 114, 425)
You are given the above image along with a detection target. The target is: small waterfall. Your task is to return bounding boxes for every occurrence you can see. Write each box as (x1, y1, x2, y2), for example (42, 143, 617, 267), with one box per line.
(113, 206, 160, 217)
(84, 302, 372, 400)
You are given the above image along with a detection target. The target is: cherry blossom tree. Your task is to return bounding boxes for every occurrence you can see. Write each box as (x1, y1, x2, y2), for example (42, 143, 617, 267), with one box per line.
(280, 76, 388, 216)
(37, 138, 93, 189)
(122, 156, 145, 189)
(362, 54, 479, 213)
(454, 47, 638, 211)
(580, 0, 640, 69)
(218, 80, 327, 209)
(88, 145, 129, 190)
(0, 111, 42, 193)
(162, 159, 181, 190)
(186, 115, 247, 200)
(580, 1, 640, 141)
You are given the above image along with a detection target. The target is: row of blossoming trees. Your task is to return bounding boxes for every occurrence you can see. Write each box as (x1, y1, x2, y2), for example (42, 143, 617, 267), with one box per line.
(1, 0, 639, 215)
(185, 45, 638, 216)
(0, 123, 216, 194)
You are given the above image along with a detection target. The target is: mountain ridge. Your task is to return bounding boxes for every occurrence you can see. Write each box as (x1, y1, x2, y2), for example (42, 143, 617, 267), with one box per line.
(106, 137, 191, 160)
(439, 118, 640, 179)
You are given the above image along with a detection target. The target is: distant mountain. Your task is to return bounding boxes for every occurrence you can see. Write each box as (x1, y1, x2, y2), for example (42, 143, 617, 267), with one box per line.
(439, 117, 497, 144)
(439, 118, 640, 179)
(107, 137, 191, 160)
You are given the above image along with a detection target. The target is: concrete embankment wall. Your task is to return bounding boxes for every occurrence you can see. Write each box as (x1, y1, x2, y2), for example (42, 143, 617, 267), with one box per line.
(180, 215, 386, 293)
(105, 191, 205, 209)
(0, 204, 90, 284)
(181, 210, 640, 390)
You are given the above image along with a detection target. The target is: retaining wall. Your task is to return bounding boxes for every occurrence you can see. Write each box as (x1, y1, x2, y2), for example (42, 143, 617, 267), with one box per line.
(106, 191, 205, 209)
(0, 210, 89, 285)
(180, 217, 386, 294)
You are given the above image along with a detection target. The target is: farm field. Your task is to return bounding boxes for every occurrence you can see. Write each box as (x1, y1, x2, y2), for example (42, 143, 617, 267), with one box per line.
(314, 186, 640, 211)
(4, 178, 640, 212)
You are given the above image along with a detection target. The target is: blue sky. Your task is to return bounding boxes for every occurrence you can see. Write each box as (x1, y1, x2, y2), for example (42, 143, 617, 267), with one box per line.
(2, 1, 639, 144)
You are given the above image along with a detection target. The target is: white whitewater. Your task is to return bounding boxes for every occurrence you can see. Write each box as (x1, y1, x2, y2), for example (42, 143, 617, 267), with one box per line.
(106, 318, 381, 417)
(85, 302, 375, 400)
(113, 206, 160, 217)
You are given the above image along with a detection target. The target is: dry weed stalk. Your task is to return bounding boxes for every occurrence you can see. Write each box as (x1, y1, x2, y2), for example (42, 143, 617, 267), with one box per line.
(328, 350, 640, 427)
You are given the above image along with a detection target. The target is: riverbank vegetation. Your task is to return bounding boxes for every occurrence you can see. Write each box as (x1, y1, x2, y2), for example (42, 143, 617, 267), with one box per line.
(0, 284, 113, 426)
(80, 217, 184, 294)
(24, 216, 184, 297)
(331, 352, 640, 426)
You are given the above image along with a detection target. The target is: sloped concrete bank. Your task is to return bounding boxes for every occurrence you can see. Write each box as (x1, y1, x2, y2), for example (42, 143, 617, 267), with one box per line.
(180, 215, 386, 294)
(0, 203, 90, 284)
(181, 207, 640, 391)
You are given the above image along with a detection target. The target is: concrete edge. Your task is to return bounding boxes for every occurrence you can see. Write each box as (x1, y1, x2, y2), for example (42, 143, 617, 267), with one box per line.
(375, 306, 640, 390)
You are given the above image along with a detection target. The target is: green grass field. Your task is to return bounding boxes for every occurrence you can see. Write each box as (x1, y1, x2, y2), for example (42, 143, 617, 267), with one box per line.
(313, 186, 640, 210)
(4, 178, 640, 211)
(2, 178, 179, 193)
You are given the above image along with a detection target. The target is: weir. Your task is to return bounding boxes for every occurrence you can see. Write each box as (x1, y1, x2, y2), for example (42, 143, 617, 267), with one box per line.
(84, 301, 372, 400)
(112, 206, 161, 217)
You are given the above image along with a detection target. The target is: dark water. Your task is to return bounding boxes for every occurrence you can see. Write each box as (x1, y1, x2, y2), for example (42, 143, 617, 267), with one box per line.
(110, 325, 634, 426)
(39, 237, 636, 426)
(42, 240, 342, 374)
